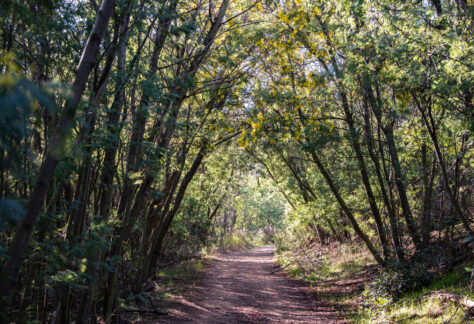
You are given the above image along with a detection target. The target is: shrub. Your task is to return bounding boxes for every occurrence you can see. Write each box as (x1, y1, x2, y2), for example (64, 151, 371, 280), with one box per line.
(365, 262, 434, 301)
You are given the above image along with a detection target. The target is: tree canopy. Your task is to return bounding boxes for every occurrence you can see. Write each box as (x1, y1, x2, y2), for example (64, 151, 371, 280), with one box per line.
(0, 0, 472, 322)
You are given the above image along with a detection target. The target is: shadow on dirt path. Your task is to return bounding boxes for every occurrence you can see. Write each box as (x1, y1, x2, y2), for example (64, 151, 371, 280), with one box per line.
(157, 245, 350, 323)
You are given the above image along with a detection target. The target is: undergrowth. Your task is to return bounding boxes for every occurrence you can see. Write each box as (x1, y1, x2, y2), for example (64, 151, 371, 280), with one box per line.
(203, 231, 268, 255)
(355, 261, 474, 324)
(276, 240, 473, 323)
(276, 241, 374, 285)
(117, 258, 206, 322)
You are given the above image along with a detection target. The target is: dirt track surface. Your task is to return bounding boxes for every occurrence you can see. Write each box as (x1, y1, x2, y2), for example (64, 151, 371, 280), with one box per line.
(158, 245, 348, 323)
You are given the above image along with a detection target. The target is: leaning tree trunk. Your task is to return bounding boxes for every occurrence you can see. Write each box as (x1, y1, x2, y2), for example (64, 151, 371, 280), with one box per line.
(318, 44, 392, 260)
(0, 0, 116, 319)
(413, 94, 472, 234)
(77, 8, 131, 323)
(137, 147, 206, 287)
(368, 82, 422, 249)
(339, 90, 391, 260)
(309, 150, 385, 266)
(362, 98, 405, 261)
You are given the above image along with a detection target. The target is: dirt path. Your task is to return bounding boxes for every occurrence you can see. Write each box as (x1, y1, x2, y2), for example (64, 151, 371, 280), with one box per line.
(158, 245, 349, 323)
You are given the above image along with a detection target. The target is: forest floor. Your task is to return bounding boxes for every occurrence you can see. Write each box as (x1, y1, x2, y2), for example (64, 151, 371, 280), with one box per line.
(152, 245, 358, 323)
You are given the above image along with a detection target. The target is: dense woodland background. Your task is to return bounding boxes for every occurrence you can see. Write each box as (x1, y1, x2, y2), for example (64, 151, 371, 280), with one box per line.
(0, 0, 472, 322)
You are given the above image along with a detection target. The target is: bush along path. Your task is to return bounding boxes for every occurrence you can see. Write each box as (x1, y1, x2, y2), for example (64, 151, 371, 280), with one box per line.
(158, 245, 350, 323)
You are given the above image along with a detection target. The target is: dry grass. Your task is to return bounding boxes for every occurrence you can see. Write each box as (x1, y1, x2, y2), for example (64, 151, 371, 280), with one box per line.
(355, 261, 474, 323)
(359, 297, 468, 324)
(277, 241, 473, 323)
(277, 241, 376, 283)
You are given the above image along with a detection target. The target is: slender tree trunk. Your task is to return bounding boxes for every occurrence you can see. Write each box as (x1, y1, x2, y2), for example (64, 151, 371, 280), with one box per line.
(340, 92, 391, 260)
(421, 143, 436, 244)
(67, 21, 121, 240)
(384, 127, 422, 248)
(309, 150, 385, 266)
(77, 9, 131, 323)
(137, 147, 206, 286)
(363, 98, 404, 261)
(367, 83, 422, 249)
(413, 96, 472, 234)
(0, 0, 116, 318)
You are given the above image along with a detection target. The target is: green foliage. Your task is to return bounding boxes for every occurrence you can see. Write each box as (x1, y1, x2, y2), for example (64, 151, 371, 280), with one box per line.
(357, 262, 474, 323)
(365, 263, 435, 301)
(0, 0, 472, 322)
(233, 176, 286, 232)
(215, 233, 253, 252)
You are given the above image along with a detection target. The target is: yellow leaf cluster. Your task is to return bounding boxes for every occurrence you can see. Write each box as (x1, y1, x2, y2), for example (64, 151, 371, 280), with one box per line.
(313, 6, 321, 16)
(251, 121, 261, 136)
(237, 129, 248, 148)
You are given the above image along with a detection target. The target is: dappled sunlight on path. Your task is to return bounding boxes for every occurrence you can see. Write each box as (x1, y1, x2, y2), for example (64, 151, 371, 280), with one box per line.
(158, 245, 348, 323)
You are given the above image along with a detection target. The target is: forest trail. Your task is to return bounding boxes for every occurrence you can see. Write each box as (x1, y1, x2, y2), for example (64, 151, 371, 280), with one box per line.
(159, 245, 349, 323)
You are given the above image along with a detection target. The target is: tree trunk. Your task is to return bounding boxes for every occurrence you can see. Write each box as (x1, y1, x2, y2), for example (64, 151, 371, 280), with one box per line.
(421, 143, 436, 245)
(383, 127, 422, 249)
(367, 82, 422, 249)
(0, 0, 116, 317)
(310, 150, 385, 266)
(413, 96, 472, 234)
(362, 97, 405, 261)
(137, 147, 206, 287)
(340, 90, 391, 260)
(77, 9, 131, 323)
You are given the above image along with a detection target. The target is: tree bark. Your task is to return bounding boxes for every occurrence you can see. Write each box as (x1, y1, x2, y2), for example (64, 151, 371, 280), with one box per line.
(367, 82, 422, 249)
(340, 91, 391, 260)
(309, 150, 385, 266)
(362, 96, 404, 261)
(0, 0, 116, 318)
(137, 147, 206, 287)
(413, 94, 472, 234)
(421, 143, 436, 245)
